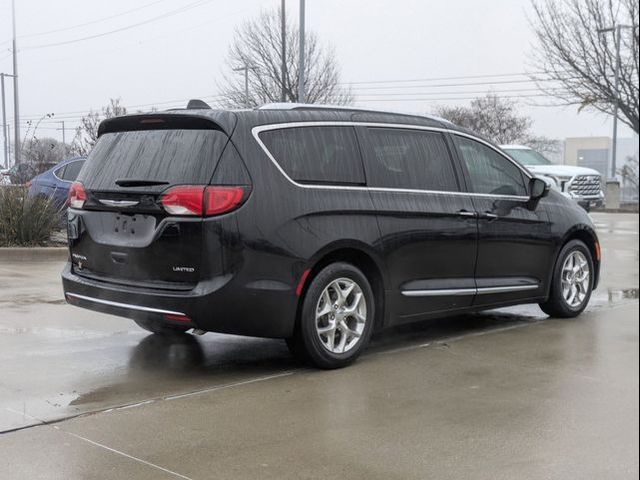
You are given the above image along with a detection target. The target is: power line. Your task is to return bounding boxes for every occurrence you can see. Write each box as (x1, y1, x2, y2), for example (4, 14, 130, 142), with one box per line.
(19, 0, 169, 39)
(340, 71, 552, 86)
(351, 88, 569, 97)
(22, 0, 212, 50)
(347, 78, 569, 92)
(352, 93, 554, 102)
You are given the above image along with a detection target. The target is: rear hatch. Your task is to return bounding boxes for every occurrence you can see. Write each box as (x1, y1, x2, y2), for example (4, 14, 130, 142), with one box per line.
(68, 114, 236, 289)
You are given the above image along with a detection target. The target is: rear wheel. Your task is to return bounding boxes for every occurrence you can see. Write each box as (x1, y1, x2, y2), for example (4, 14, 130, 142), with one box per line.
(288, 262, 375, 369)
(539, 240, 594, 318)
(134, 318, 190, 335)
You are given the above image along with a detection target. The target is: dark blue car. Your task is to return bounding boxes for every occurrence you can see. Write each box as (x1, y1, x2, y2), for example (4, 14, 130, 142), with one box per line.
(28, 157, 86, 209)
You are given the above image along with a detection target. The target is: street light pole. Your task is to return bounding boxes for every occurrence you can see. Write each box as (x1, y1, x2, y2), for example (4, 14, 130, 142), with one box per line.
(11, 0, 21, 165)
(297, 0, 305, 103)
(598, 23, 634, 179)
(281, 0, 287, 102)
(1, 73, 7, 169)
(0, 72, 16, 169)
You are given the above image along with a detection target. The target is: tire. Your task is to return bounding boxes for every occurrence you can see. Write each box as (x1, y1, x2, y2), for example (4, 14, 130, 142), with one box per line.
(289, 262, 375, 369)
(134, 318, 190, 335)
(539, 239, 594, 318)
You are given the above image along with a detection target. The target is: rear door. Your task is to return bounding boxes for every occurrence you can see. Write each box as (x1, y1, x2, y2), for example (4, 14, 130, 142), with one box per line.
(68, 116, 231, 289)
(452, 134, 553, 306)
(359, 126, 478, 322)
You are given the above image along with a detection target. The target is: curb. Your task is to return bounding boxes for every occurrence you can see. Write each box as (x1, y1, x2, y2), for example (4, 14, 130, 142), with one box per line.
(0, 247, 68, 262)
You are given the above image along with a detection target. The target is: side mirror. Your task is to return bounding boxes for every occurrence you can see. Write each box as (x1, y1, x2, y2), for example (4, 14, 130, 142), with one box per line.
(529, 177, 549, 200)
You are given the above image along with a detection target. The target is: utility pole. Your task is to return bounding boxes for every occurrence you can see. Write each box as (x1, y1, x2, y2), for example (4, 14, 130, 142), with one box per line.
(57, 120, 70, 145)
(297, 0, 305, 103)
(12, 0, 21, 165)
(281, 0, 287, 102)
(233, 66, 250, 108)
(1, 73, 7, 168)
(598, 23, 634, 179)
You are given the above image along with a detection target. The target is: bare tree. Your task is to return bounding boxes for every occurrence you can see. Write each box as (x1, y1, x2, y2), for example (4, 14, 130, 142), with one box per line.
(436, 93, 561, 157)
(72, 98, 127, 156)
(619, 153, 639, 196)
(530, 0, 639, 133)
(218, 8, 352, 108)
(23, 137, 72, 165)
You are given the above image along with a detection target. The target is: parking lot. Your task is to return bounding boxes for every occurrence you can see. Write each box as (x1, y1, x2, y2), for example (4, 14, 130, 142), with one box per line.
(0, 212, 638, 479)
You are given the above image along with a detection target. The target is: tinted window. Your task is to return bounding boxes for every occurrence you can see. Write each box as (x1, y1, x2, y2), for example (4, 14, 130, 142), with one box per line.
(61, 160, 84, 181)
(54, 165, 67, 180)
(79, 129, 228, 190)
(366, 128, 458, 191)
(259, 126, 365, 185)
(454, 136, 527, 196)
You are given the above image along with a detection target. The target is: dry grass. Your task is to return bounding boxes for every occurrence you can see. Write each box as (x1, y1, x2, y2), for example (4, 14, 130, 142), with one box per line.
(0, 186, 62, 247)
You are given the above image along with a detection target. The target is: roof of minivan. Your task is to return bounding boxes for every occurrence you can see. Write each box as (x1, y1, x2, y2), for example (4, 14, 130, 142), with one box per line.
(98, 102, 475, 138)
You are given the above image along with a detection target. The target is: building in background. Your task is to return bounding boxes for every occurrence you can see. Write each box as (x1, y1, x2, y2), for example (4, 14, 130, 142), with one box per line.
(564, 136, 639, 202)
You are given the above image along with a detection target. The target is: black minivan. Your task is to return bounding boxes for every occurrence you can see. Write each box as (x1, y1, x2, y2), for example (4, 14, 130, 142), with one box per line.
(62, 102, 600, 368)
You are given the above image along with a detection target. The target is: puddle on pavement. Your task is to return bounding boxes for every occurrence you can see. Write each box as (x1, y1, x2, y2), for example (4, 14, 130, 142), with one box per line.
(591, 287, 639, 308)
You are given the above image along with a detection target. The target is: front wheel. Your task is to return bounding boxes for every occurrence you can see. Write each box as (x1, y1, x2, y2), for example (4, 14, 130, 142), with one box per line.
(539, 240, 594, 318)
(289, 262, 375, 369)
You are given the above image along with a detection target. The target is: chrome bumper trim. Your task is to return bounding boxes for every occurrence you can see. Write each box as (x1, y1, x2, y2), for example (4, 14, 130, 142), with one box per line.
(65, 293, 186, 316)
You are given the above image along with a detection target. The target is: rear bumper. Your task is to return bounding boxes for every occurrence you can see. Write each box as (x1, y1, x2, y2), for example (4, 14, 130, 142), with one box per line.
(61, 262, 297, 338)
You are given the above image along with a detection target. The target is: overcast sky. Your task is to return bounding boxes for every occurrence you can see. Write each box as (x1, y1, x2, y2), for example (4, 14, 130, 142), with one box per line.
(0, 0, 635, 144)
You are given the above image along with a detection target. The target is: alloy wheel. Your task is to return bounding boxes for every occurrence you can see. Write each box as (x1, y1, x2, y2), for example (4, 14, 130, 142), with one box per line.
(315, 277, 367, 354)
(561, 250, 590, 308)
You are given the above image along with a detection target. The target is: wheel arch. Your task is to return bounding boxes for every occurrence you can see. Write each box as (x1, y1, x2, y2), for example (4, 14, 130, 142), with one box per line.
(296, 242, 388, 332)
(559, 224, 601, 290)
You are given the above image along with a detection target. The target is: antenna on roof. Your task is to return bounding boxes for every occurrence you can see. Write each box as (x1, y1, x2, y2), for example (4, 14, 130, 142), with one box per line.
(186, 99, 212, 109)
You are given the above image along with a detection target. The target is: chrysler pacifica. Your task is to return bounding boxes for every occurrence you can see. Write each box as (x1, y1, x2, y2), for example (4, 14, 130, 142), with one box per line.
(62, 102, 600, 368)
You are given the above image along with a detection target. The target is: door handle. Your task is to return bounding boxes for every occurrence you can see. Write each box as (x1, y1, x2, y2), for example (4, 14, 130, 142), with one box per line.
(457, 210, 477, 218)
(481, 212, 499, 220)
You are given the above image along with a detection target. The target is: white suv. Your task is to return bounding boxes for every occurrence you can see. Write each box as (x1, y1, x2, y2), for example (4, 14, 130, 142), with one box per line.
(501, 145, 605, 211)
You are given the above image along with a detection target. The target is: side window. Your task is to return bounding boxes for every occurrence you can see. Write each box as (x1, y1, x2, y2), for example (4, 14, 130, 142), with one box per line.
(61, 161, 84, 181)
(454, 136, 527, 196)
(54, 165, 67, 180)
(259, 126, 365, 185)
(365, 128, 459, 191)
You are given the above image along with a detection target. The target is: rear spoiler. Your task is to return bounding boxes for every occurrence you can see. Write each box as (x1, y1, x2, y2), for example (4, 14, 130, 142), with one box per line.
(98, 114, 226, 137)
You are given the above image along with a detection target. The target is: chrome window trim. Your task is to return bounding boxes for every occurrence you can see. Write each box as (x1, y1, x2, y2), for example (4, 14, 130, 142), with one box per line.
(65, 293, 187, 316)
(401, 284, 539, 297)
(251, 121, 531, 201)
(52, 160, 83, 184)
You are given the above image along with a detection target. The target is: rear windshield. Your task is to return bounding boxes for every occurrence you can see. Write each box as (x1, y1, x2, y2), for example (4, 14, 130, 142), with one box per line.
(79, 129, 228, 190)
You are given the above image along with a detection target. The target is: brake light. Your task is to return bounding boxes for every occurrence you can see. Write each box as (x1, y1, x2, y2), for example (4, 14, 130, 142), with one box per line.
(161, 186, 205, 215)
(160, 186, 247, 217)
(204, 186, 245, 216)
(67, 182, 87, 209)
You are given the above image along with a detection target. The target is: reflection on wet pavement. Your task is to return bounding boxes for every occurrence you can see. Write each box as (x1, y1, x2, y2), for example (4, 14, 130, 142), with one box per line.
(0, 213, 638, 435)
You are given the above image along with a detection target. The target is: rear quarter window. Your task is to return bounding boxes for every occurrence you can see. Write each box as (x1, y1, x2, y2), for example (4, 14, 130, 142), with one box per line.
(259, 126, 365, 185)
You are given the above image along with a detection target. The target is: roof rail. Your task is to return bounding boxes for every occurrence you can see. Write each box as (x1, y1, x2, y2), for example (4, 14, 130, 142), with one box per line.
(257, 102, 452, 124)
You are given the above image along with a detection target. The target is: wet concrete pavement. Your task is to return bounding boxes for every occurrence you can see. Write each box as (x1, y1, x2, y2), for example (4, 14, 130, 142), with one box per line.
(0, 212, 638, 479)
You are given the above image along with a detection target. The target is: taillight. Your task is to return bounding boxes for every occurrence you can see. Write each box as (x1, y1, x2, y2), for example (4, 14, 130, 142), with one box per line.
(160, 186, 247, 217)
(67, 182, 87, 209)
(26, 180, 32, 188)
